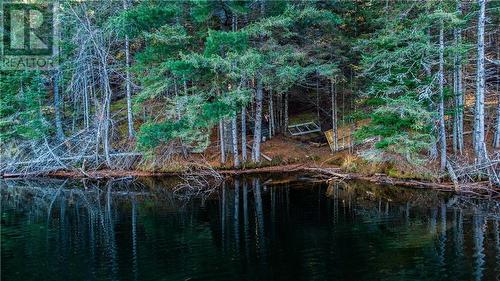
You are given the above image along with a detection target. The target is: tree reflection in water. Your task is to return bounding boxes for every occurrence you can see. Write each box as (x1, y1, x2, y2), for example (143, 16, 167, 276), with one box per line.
(1, 177, 499, 281)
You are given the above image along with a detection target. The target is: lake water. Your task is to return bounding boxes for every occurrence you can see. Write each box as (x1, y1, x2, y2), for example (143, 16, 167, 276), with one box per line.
(1, 176, 499, 281)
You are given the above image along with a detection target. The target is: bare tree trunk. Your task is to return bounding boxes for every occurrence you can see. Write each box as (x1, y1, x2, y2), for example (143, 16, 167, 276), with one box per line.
(53, 2, 64, 142)
(102, 66, 113, 167)
(231, 116, 240, 168)
(341, 86, 346, 148)
(425, 24, 438, 161)
(252, 79, 263, 162)
(474, 0, 487, 162)
(71, 93, 77, 133)
(453, 1, 464, 154)
(54, 69, 65, 142)
(269, 90, 274, 139)
(83, 74, 90, 130)
(278, 93, 283, 132)
(219, 119, 226, 164)
(438, 19, 447, 171)
(241, 106, 247, 162)
(331, 81, 338, 151)
(224, 120, 231, 156)
(174, 82, 181, 120)
(123, 0, 134, 138)
(230, 12, 241, 165)
(493, 44, 500, 148)
(125, 35, 133, 138)
(316, 78, 320, 123)
(284, 92, 288, 134)
(494, 83, 500, 148)
(430, 137, 438, 160)
(252, 0, 265, 162)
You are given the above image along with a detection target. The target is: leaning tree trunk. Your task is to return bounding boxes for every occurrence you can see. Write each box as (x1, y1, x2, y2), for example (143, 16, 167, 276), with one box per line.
(438, 19, 447, 171)
(474, 0, 487, 162)
(252, 79, 264, 162)
(453, 1, 464, 154)
(231, 116, 240, 168)
(123, 0, 134, 138)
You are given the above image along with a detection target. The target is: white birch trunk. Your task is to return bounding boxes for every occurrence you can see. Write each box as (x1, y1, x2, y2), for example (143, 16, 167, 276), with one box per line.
(102, 65, 113, 167)
(438, 19, 447, 171)
(219, 119, 226, 164)
(453, 0, 464, 154)
(123, 0, 134, 138)
(241, 106, 247, 162)
(278, 93, 283, 132)
(474, 0, 487, 162)
(252, 0, 265, 162)
(231, 116, 240, 167)
(252, 79, 263, 162)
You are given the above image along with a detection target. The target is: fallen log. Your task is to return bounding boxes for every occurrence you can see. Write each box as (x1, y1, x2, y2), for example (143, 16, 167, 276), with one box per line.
(304, 167, 454, 191)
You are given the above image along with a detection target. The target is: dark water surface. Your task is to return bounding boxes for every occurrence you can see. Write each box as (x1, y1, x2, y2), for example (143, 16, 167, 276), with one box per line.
(1, 176, 499, 281)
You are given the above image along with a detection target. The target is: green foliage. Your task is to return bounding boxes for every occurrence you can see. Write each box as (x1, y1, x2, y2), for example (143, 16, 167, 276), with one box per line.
(2, 0, 495, 179)
(138, 24, 190, 63)
(316, 63, 340, 80)
(137, 88, 251, 150)
(0, 71, 49, 141)
(204, 30, 248, 57)
(355, 97, 434, 163)
(110, 1, 180, 38)
(354, 2, 467, 163)
(129, 1, 344, 151)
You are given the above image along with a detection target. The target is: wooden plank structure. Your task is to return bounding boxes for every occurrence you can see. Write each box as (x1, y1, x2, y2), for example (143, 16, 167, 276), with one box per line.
(287, 121, 321, 136)
(324, 128, 353, 153)
(324, 119, 372, 153)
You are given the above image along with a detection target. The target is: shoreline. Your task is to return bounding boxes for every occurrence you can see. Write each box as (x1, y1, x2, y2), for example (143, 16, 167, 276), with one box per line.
(1, 164, 459, 192)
